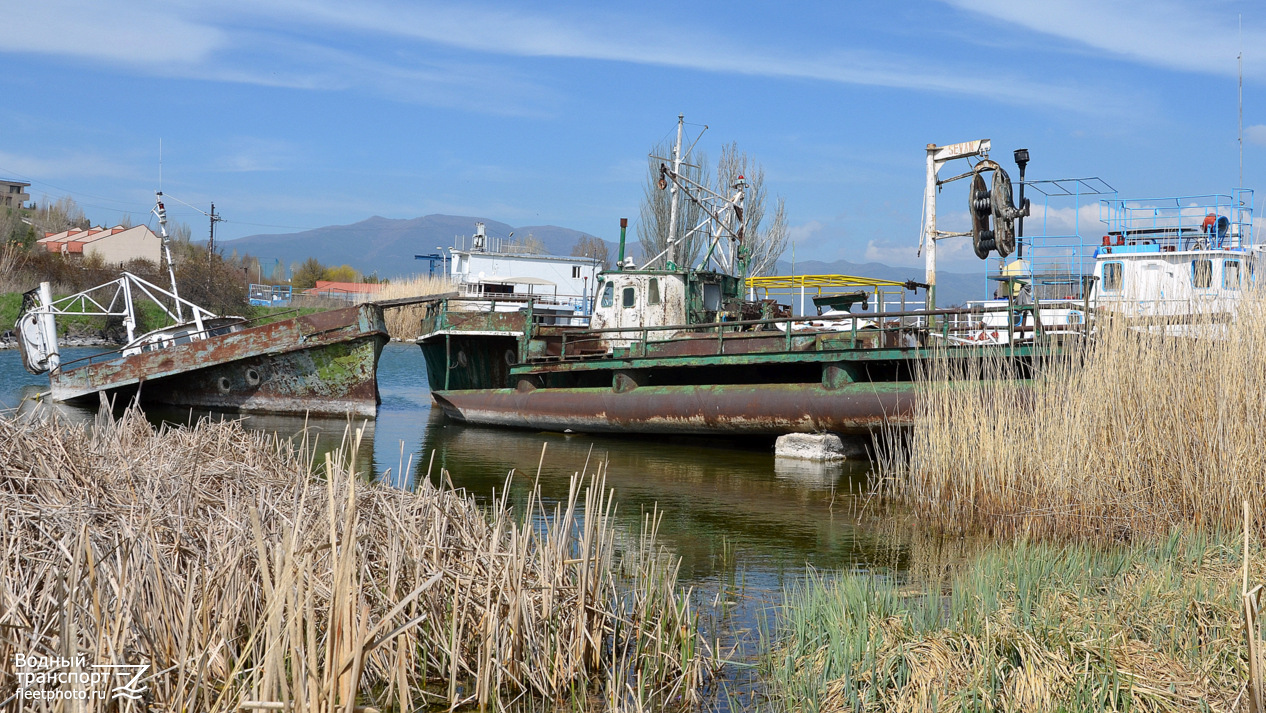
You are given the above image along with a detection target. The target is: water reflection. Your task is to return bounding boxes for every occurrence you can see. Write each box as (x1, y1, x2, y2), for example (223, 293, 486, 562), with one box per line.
(416, 414, 898, 582)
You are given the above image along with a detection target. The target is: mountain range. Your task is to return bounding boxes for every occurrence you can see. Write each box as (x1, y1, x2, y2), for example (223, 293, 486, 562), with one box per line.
(225, 214, 986, 306)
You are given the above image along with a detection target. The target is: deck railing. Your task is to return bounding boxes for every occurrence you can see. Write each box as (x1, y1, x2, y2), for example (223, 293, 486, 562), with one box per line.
(535, 301, 1060, 365)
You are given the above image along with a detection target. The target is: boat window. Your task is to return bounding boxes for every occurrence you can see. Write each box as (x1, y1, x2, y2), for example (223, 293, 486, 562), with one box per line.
(601, 282, 614, 308)
(648, 278, 661, 305)
(703, 283, 721, 311)
(1225, 260, 1242, 290)
(1191, 259, 1213, 289)
(1102, 262, 1123, 292)
(173, 331, 193, 345)
(622, 286, 636, 308)
(572, 266, 581, 279)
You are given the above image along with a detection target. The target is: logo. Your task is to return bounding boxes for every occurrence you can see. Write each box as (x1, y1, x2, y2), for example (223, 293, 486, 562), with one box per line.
(13, 653, 149, 703)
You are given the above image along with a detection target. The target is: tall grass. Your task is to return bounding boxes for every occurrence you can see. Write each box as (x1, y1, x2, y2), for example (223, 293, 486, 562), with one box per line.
(765, 530, 1261, 712)
(875, 298, 1266, 540)
(0, 407, 707, 711)
(373, 274, 452, 341)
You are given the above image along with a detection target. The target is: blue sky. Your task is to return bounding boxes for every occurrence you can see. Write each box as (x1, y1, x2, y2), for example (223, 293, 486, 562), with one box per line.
(2, 0, 1264, 272)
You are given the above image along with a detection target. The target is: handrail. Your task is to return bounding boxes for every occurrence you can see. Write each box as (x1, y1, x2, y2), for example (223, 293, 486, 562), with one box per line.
(577, 303, 1025, 336)
(54, 308, 311, 371)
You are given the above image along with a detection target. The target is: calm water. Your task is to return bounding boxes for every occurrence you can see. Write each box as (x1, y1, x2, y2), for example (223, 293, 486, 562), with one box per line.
(0, 341, 907, 703)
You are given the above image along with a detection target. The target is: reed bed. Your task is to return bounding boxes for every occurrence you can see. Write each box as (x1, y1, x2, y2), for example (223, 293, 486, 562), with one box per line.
(875, 299, 1266, 541)
(0, 407, 707, 711)
(373, 274, 453, 341)
(765, 530, 1262, 712)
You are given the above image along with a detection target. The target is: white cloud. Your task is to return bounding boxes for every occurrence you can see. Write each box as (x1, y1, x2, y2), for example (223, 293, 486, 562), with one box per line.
(0, 149, 145, 183)
(866, 234, 981, 270)
(788, 220, 826, 244)
(1025, 202, 1109, 237)
(260, 0, 1109, 112)
(940, 0, 1266, 77)
(0, 0, 223, 66)
(0, 0, 1119, 115)
(1247, 124, 1266, 147)
(210, 138, 302, 173)
(864, 239, 921, 266)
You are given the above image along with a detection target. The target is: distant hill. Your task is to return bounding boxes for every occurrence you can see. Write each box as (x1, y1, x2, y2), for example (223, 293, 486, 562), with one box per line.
(224, 214, 986, 305)
(224, 215, 616, 278)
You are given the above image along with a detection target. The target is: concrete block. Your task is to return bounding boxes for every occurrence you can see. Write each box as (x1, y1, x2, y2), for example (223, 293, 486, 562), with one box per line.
(775, 432, 847, 461)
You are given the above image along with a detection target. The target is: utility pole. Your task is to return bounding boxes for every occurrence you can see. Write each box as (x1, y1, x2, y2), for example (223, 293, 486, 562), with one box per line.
(208, 203, 224, 257)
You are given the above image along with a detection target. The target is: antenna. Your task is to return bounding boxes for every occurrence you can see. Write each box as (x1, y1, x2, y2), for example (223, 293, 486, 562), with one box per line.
(1238, 15, 1243, 188)
(159, 138, 163, 192)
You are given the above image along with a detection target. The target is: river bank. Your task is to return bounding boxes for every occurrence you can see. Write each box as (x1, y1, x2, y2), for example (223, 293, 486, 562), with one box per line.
(765, 530, 1261, 712)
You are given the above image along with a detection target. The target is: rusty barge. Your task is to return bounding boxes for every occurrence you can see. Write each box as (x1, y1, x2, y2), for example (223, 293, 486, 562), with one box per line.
(418, 126, 1059, 437)
(15, 194, 390, 417)
(417, 272, 1046, 436)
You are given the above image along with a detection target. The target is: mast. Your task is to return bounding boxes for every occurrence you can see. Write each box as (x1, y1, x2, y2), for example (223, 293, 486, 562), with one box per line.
(666, 114, 684, 269)
(1238, 16, 1244, 188)
(153, 192, 184, 322)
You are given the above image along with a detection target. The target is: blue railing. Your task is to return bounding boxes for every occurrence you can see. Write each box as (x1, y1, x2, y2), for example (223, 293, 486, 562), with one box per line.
(249, 284, 293, 307)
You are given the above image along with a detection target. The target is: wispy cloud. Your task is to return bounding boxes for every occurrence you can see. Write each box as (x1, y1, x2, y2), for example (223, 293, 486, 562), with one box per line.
(1247, 124, 1266, 146)
(940, 0, 1265, 77)
(2, 0, 1121, 115)
(0, 0, 223, 66)
(253, 0, 1112, 112)
(0, 149, 146, 183)
(787, 220, 826, 244)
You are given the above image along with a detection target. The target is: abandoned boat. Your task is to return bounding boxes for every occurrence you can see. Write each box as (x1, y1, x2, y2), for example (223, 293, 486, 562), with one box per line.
(418, 126, 1055, 436)
(16, 193, 390, 417)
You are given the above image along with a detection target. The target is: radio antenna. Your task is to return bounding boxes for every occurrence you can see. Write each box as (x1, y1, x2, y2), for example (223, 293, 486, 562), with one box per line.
(1238, 15, 1243, 188)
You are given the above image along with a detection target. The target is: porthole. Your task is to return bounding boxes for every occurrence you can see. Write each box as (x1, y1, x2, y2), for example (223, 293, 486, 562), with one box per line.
(504, 349, 516, 366)
(244, 368, 261, 386)
(216, 377, 232, 394)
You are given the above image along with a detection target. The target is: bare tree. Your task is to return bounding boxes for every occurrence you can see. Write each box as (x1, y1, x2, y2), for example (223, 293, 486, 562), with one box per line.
(715, 142, 787, 277)
(637, 140, 709, 269)
(30, 195, 89, 236)
(571, 235, 610, 269)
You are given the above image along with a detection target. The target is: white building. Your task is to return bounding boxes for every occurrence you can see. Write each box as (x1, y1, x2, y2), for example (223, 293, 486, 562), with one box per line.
(447, 223, 601, 305)
(37, 225, 162, 265)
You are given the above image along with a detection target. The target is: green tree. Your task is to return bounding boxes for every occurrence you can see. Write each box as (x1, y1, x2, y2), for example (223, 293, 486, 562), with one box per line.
(324, 264, 359, 282)
(292, 257, 326, 289)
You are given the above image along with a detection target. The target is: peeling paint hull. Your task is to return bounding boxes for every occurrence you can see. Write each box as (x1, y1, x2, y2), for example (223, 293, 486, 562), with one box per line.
(432, 382, 917, 435)
(50, 303, 389, 417)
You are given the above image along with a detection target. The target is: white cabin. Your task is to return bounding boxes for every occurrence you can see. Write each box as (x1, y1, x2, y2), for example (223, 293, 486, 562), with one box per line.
(448, 223, 601, 305)
(1089, 243, 1259, 318)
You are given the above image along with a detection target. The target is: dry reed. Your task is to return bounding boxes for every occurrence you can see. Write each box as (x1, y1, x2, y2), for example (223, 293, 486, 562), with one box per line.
(0, 406, 707, 711)
(372, 274, 453, 341)
(875, 298, 1266, 541)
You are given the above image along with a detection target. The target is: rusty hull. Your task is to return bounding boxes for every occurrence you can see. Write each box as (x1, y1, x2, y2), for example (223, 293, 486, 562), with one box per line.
(431, 382, 916, 435)
(50, 303, 389, 417)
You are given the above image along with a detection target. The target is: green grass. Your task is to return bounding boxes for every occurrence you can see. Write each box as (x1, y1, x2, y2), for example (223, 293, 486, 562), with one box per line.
(764, 531, 1256, 712)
